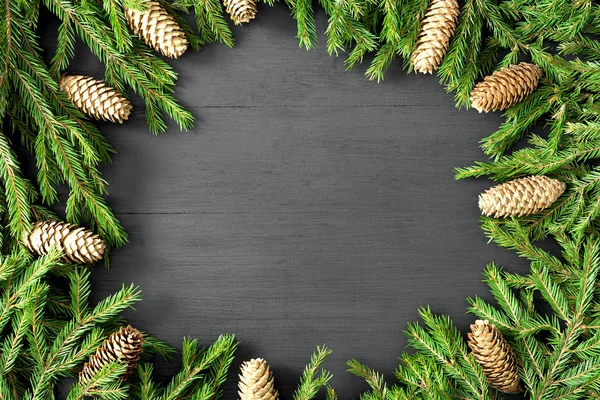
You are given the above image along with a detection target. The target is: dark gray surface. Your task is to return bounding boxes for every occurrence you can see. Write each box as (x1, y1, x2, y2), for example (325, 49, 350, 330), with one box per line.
(47, 5, 531, 398)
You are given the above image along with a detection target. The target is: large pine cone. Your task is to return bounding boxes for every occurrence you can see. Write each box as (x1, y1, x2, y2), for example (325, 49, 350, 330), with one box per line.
(79, 326, 144, 383)
(470, 63, 541, 112)
(238, 358, 279, 400)
(468, 320, 522, 393)
(412, 0, 460, 74)
(479, 175, 565, 218)
(59, 75, 132, 123)
(125, 1, 188, 59)
(224, 0, 257, 24)
(23, 221, 106, 264)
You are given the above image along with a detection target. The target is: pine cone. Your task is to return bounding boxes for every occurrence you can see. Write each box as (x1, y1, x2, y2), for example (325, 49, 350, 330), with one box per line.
(238, 358, 279, 400)
(479, 175, 565, 218)
(79, 326, 144, 383)
(468, 320, 522, 393)
(125, 1, 188, 59)
(470, 63, 541, 112)
(59, 75, 132, 123)
(224, 0, 257, 24)
(411, 0, 460, 74)
(23, 221, 106, 264)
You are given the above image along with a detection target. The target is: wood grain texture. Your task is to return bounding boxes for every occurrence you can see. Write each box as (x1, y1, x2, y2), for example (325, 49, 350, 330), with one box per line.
(45, 4, 532, 398)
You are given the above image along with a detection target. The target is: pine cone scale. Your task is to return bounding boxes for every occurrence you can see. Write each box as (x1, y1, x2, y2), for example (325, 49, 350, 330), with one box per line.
(412, 0, 460, 74)
(125, 1, 188, 59)
(479, 175, 565, 218)
(239, 358, 279, 400)
(80, 326, 144, 383)
(468, 320, 522, 393)
(60, 75, 132, 123)
(224, 0, 257, 24)
(24, 221, 106, 264)
(470, 63, 541, 112)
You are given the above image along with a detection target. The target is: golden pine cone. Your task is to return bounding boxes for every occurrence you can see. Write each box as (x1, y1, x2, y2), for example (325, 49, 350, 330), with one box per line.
(59, 75, 132, 123)
(79, 326, 144, 383)
(478, 175, 565, 218)
(23, 220, 106, 264)
(468, 320, 522, 393)
(224, 0, 257, 24)
(125, 1, 188, 59)
(470, 63, 541, 112)
(411, 0, 460, 74)
(238, 358, 279, 400)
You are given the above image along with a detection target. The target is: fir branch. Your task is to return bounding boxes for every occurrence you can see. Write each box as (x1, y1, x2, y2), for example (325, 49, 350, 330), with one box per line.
(133, 364, 160, 400)
(480, 84, 556, 158)
(289, 0, 318, 50)
(347, 359, 389, 399)
(194, 336, 237, 398)
(0, 130, 33, 240)
(49, 19, 75, 78)
(294, 346, 333, 400)
(69, 268, 91, 322)
(173, 0, 235, 48)
(404, 307, 492, 399)
(159, 335, 237, 400)
(324, 0, 377, 58)
(66, 361, 128, 400)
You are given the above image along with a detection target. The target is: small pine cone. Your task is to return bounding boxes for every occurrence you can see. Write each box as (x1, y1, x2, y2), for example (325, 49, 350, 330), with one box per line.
(238, 358, 279, 400)
(59, 75, 132, 123)
(411, 0, 460, 74)
(470, 63, 541, 112)
(224, 0, 257, 24)
(468, 320, 522, 393)
(125, 1, 188, 59)
(479, 175, 565, 218)
(79, 326, 144, 383)
(23, 221, 106, 264)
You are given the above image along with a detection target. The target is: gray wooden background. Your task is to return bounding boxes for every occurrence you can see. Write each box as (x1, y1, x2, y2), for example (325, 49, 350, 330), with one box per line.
(43, 4, 532, 398)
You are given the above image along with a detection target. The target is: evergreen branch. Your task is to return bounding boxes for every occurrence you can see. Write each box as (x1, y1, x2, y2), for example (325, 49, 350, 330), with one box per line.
(69, 268, 91, 322)
(102, 0, 134, 53)
(141, 335, 177, 361)
(173, 0, 235, 48)
(404, 308, 491, 399)
(290, 0, 317, 49)
(134, 364, 159, 400)
(438, 0, 483, 108)
(195, 336, 237, 399)
(66, 361, 128, 400)
(160, 335, 236, 400)
(0, 130, 32, 240)
(294, 346, 333, 400)
(480, 84, 556, 158)
(347, 359, 388, 398)
(0, 308, 32, 375)
(324, 0, 377, 58)
(0, 250, 61, 334)
(49, 19, 75, 78)
(529, 265, 570, 321)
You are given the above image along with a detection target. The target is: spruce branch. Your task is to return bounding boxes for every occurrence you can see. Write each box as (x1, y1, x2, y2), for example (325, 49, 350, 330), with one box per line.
(67, 361, 129, 400)
(347, 359, 389, 399)
(159, 334, 237, 400)
(294, 346, 333, 400)
(0, 130, 33, 240)
(438, 0, 483, 108)
(289, 0, 317, 49)
(173, 0, 235, 47)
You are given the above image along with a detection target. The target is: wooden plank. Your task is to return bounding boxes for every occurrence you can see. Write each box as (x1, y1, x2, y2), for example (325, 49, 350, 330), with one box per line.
(99, 105, 503, 215)
(91, 212, 527, 397)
